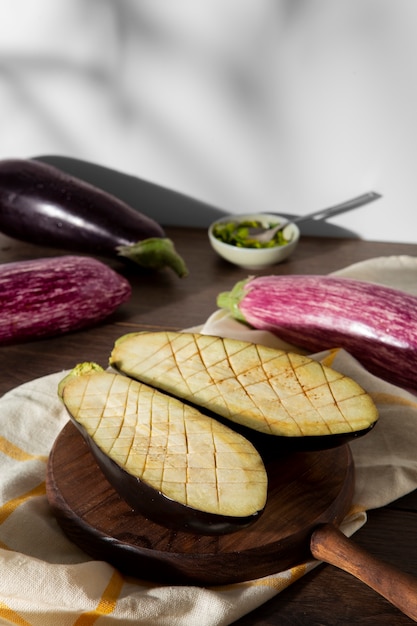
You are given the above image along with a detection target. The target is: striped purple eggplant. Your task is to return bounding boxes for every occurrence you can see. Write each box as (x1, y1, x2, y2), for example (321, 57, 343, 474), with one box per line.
(0, 255, 131, 343)
(0, 159, 187, 277)
(217, 274, 417, 390)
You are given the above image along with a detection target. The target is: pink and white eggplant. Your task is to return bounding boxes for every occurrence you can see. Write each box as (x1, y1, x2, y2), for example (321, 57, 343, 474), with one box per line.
(0, 255, 131, 344)
(217, 274, 417, 390)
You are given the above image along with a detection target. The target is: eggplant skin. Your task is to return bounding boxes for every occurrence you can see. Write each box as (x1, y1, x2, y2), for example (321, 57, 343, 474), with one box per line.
(236, 422, 376, 460)
(0, 255, 131, 344)
(217, 275, 417, 390)
(75, 419, 263, 535)
(0, 159, 188, 276)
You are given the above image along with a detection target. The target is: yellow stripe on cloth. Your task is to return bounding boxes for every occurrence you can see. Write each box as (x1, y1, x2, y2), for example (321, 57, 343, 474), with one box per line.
(370, 392, 417, 409)
(0, 601, 32, 626)
(212, 563, 309, 594)
(318, 348, 341, 368)
(0, 436, 48, 463)
(249, 564, 308, 592)
(73, 570, 124, 626)
(0, 482, 46, 524)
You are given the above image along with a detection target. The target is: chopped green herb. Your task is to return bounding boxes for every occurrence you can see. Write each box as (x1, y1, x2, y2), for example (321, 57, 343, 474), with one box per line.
(212, 220, 291, 249)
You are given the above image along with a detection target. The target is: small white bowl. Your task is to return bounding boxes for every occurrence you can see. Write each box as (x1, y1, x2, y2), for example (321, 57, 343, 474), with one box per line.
(208, 213, 300, 270)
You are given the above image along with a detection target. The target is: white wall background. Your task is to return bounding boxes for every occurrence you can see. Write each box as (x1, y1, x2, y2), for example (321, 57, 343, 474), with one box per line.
(0, 0, 416, 242)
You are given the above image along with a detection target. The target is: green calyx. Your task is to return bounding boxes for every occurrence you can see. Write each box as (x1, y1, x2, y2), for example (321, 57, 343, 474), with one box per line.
(216, 277, 251, 322)
(58, 362, 104, 399)
(117, 238, 188, 278)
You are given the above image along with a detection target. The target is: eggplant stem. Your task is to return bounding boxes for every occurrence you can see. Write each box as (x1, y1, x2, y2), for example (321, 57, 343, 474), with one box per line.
(217, 277, 252, 322)
(58, 362, 104, 399)
(117, 238, 188, 277)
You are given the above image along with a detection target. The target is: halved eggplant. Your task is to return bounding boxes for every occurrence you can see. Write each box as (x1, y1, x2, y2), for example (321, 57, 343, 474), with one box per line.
(109, 331, 379, 446)
(58, 363, 267, 535)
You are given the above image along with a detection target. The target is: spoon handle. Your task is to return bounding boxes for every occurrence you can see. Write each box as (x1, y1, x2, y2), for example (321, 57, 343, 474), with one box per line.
(293, 191, 381, 225)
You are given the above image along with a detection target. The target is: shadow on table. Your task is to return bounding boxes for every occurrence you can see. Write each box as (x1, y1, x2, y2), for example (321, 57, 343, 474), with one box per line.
(35, 155, 359, 239)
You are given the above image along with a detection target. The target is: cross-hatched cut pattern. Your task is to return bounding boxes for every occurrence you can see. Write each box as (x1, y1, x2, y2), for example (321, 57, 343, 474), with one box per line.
(110, 331, 378, 437)
(62, 370, 267, 517)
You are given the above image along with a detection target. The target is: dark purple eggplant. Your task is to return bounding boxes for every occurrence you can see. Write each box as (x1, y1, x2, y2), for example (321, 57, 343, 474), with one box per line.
(0, 255, 131, 343)
(0, 159, 188, 277)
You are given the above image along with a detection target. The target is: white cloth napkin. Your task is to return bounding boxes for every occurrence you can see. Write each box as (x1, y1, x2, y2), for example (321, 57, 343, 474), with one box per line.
(0, 255, 417, 625)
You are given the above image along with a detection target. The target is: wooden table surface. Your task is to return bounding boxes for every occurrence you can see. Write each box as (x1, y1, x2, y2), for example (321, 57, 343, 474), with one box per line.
(1, 227, 417, 625)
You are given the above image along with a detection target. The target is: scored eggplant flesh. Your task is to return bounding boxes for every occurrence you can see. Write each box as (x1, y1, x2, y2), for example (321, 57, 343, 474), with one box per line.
(58, 363, 268, 534)
(109, 331, 379, 440)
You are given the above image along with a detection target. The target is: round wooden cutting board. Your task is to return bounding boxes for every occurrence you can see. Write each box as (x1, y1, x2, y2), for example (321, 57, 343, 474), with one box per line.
(46, 421, 354, 586)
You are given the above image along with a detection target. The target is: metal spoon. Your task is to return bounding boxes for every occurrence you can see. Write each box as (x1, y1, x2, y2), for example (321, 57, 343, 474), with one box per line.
(248, 191, 382, 243)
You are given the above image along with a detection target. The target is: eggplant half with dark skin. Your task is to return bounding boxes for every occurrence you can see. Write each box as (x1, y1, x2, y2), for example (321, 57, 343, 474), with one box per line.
(109, 331, 379, 450)
(0, 158, 188, 277)
(58, 363, 268, 535)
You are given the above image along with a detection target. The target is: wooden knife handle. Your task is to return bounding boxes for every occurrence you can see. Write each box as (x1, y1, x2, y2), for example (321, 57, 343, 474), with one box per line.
(310, 523, 417, 622)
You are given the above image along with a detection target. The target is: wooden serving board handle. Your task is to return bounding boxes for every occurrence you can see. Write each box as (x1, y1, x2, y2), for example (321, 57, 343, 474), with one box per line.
(311, 524, 417, 622)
